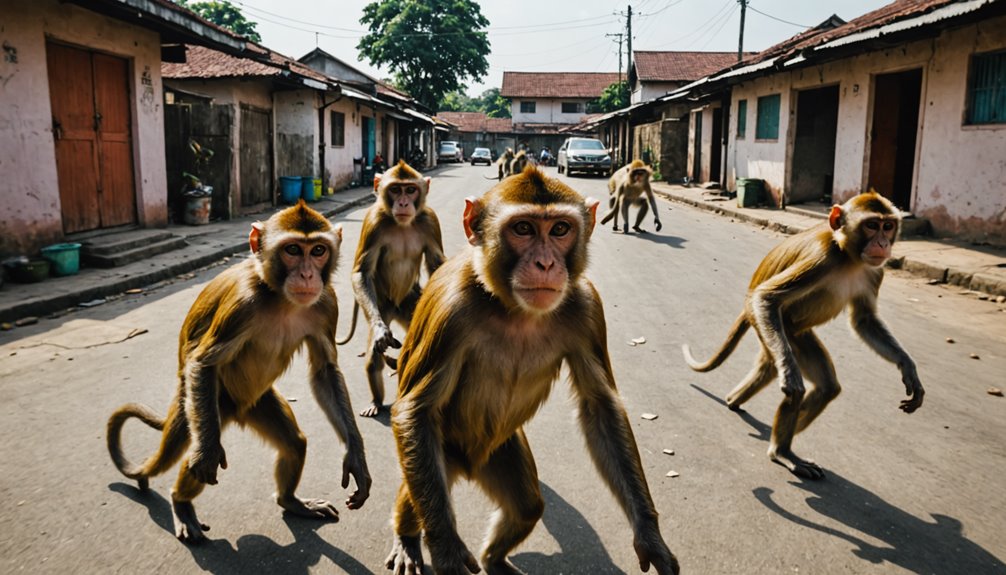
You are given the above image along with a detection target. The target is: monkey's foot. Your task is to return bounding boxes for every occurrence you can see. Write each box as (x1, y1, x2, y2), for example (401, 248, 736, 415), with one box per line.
(359, 402, 383, 418)
(278, 495, 340, 520)
(171, 500, 209, 544)
(632, 225, 648, 234)
(768, 448, 825, 480)
(385, 534, 424, 575)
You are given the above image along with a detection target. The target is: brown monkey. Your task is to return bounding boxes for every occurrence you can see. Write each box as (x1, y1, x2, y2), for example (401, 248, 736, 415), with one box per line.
(600, 160, 662, 233)
(384, 168, 678, 575)
(107, 201, 371, 543)
(682, 191, 924, 480)
(509, 149, 530, 177)
(337, 160, 445, 417)
(490, 147, 515, 181)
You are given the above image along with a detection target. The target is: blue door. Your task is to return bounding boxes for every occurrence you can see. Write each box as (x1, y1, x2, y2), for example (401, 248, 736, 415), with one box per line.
(362, 117, 376, 164)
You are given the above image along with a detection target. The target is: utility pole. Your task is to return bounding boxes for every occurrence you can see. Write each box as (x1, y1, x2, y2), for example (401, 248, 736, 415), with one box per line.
(607, 32, 625, 84)
(737, 0, 747, 62)
(626, 5, 633, 78)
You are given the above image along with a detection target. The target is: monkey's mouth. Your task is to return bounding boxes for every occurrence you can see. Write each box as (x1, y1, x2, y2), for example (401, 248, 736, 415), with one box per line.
(289, 289, 321, 304)
(515, 286, 564, 310)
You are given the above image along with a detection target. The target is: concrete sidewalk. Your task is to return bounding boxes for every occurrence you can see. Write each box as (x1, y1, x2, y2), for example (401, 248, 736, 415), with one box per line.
(652, 181, 1006, 300)
(1, 178, 1004, 326)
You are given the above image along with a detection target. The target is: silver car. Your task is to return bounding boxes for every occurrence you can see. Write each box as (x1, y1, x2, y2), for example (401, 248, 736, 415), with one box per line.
(437, 141, 463, 163)
(557, 137, 612, 177)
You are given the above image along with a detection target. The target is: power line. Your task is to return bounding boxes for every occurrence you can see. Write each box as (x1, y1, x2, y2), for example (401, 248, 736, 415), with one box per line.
(698, 4, 738, 50)
(650, 0, 733, 49)
(747, 5, 811, 28)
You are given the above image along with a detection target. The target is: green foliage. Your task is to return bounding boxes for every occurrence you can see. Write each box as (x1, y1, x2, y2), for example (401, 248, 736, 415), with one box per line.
(479, 88, 511, 118)
(437, 88, 511, 118)
(587, 81, 630, 114)
(176, 1, 262, 42)
(358, 0, 491, 110)
(439, 91, 475, 112)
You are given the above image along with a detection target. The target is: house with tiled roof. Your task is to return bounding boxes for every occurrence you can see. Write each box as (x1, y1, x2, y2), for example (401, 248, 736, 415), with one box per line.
(1, 0, 259, 257)
(629, 51, 753, 103)
(668, 0, 1006, 244)
(436, 112, 516, 159)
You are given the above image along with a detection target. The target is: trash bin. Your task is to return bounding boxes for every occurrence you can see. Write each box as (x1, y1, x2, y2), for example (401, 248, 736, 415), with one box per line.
(736, 178, 764, 208)
(279, 176, 301, 204)
(41, 243, 82, 276)
(301, 176, 319, 202)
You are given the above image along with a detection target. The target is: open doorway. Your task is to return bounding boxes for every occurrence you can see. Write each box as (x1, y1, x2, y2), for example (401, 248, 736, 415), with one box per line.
(710, 107, 723, 184)
(691, 111, 702, 182)
(868, 69, 922, 210)
(789, 85, 839, 204)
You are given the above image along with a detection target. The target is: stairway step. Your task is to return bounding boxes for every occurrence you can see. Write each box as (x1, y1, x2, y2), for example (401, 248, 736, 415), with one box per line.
(82, 237, 188, 268)
(80, 230, 177, 256)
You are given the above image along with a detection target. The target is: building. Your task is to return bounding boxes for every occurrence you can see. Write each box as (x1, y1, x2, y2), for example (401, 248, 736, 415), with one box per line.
(629, 51, 748, 103)
(435, 112, 515, 158)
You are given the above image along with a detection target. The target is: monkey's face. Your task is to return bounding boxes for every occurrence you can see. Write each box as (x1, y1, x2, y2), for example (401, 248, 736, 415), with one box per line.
(630, 169, 649, 185)
(279, 240, 332, 306)
(858, 217, 897, 267)
(502, 211, 579, 313)
(385, 183, 422, 225)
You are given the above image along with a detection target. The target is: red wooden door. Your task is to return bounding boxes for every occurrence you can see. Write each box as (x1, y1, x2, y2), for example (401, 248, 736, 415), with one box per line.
(47, 42, 136, 233)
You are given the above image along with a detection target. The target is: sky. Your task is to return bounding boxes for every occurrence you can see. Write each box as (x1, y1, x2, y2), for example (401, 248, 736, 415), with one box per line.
(235, 0, 892, 98)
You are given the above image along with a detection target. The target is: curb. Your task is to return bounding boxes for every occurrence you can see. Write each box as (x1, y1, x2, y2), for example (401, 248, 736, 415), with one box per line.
(1, 194, 375, 324)
(653, 188, 1006, 298)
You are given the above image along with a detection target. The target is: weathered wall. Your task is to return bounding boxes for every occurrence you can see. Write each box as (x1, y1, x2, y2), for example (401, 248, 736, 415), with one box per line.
(274, 89, 318, 179)
(0, 0, 167, 256)
(726, 16, 1006, 241)
(510, 98, 591, 124)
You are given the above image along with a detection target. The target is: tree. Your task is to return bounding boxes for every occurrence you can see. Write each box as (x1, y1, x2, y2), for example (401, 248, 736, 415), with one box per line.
(358, 0, 490, 111)
(588, 81, 630, 114)
(477, 88, 511, 119)
(439, 91, 476, 112)
(176, 1, 262, 42)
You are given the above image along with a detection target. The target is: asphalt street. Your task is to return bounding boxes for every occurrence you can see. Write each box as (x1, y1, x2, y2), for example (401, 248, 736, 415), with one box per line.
(1, 163, 1003, 574)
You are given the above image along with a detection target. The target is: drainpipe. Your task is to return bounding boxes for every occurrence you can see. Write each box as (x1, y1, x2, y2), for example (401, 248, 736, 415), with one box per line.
(317, 83, 343, 194)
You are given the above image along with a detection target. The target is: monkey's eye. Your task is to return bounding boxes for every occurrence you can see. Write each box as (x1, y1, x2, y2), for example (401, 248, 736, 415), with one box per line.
(512, 221, 534, 236)
(310, 245, 327, 257)
(551, 222, 571, 236)
(284, 244, 303, 256)
(881, 221, 896, 232)
(405, 186, 418, 195)
(863, 221, 879, 231)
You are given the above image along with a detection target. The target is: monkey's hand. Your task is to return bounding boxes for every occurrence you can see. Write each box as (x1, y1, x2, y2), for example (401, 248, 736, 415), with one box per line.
(633, 533, 680, 574)
(429, 534, 481, 574)
(372, 322, 402, 355)
(654, 218, 662, 232)
(898, 361, 924, 413)
(189, 443, 227, 485)
(341, 451, 372, 509)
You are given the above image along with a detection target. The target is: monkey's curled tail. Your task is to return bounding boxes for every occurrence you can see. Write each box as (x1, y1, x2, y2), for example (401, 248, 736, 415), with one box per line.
(336, 302, 360, 345)
(681, 314, 749, 372)
(107, 403, 168, 489)
(599, 208, 617, 226)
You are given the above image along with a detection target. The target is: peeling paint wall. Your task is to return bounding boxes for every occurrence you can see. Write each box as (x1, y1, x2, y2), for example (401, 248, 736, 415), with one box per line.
(725, 16, 1006, 242)
(274, 89, 318, 180)
(0, 0, 167, 256)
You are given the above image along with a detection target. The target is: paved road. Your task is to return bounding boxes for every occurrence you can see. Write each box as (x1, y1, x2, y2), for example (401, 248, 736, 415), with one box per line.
(2, 163, 1004, 574)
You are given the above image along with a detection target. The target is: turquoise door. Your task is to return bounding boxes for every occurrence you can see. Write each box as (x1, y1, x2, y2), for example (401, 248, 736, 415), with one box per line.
(362, 117, 376, 163)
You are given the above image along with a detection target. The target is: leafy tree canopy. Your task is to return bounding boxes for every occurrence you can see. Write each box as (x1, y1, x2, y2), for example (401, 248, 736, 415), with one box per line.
(437, 88, 511, 119)
(358, 0, 490, 110)
(439, 91, 475, 112)
(587, 81, 629, 114)
(176, 0, 262, 42)
(478, 87, 511, 119)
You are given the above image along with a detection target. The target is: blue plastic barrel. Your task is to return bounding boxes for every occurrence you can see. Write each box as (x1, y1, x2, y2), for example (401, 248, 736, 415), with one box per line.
(279, 176, 301, 204)
(301, 176, 319, 201)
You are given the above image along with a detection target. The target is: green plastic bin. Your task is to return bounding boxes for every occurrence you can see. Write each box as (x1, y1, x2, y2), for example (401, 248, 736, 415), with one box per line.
(41, 243, 82, 276)
(736, 178, 764, 208)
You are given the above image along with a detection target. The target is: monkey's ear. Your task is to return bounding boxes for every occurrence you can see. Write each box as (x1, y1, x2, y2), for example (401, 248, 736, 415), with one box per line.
(373, 174, 382, 193)
(424, 177, 432, 192)
(333, 223, 343, 242)
(463, 197, 481, 246)
(585, 198, 600, 232)
(249, 222, 264, 253)
(828, 205, 844, 231)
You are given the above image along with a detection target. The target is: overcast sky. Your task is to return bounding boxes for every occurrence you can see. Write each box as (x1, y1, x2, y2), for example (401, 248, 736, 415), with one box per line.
(238, 0, 891, 97)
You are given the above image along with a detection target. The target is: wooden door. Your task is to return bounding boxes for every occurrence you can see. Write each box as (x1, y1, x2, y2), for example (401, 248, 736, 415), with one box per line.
(239, 104, 273, 207)
(47, 42, 135, 233)
(869, 69, 921, 209)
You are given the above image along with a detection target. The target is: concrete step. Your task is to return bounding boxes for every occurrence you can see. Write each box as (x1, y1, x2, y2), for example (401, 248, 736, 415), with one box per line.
(80, 229, 177, 256)
(81, 235, 188, 268)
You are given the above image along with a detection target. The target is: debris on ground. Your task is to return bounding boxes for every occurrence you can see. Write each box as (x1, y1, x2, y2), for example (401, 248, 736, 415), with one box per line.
(15, 317, 38, 327)
(665, 470, 680, 478)
(969, 353, 980, 360)
(988, 387, 1003, 397)
(946, 337, 955, 344)
(641, 413, 658, 421)
(628, 336, 647, 346)
(663, 449, 675, 456)
(78, 299, 106, 308)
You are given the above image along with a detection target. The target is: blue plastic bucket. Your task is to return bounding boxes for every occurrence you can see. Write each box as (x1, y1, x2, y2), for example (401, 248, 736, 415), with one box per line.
(279, 176, 301, 204)
(40, 242, 82, 276)
(301, 176, 319, 201)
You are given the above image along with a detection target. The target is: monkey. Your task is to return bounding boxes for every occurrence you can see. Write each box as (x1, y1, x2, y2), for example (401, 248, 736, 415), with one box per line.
(508, 149, 530, 178)
(681, 191, 924, 480)
(600, 160, 662, 233)
(484, 148, 515, 181)
(336, 160, 445, 417)
(383, 167, 679, 575)
(107, 201, 372, 543)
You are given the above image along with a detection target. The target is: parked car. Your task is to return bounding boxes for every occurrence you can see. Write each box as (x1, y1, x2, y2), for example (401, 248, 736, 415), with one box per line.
(437, 141, 463, 163)
(470, 147, 492, 166)
(557, 137, 612, 177)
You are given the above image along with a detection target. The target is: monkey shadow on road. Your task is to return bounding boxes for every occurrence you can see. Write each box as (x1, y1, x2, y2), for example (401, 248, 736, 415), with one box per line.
(108, 482, 375, 574)
(511, 482, 626, 574)
(686, 386, 1005, 572)
(607, 230, 687, 249)
(755, 480, 1005, 573)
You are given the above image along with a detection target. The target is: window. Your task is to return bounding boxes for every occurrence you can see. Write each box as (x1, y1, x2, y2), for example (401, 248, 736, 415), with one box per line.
(520, 101, 536, 114)
(330, 111, 345, 147)
(968, 51, 1006, 125)
(756, 94, 781, 140)
(561, 102, 581, 114)
(737, 99, 747, 138)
